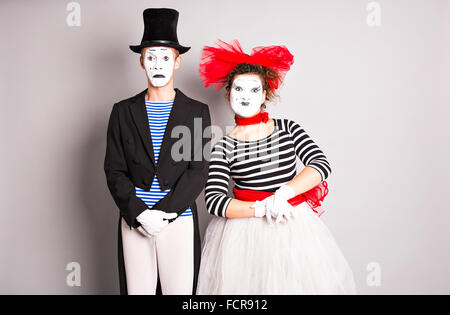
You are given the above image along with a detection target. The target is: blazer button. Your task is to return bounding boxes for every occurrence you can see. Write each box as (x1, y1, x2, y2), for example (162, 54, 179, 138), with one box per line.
(143, 179, 150, 185)
(132, 158, 140, 164)
(127, 138, 134, 144)
(164, 180, 169, 186)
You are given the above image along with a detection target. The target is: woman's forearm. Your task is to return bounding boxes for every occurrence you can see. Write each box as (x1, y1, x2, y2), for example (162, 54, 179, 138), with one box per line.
(285, 166, 323, 196)
(224, 199, 256, 218)
(223, 167, 321, 218)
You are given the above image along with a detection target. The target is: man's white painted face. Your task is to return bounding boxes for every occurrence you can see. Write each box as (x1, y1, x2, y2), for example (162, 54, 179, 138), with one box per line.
(143, 47, 175, 87)
(230, 75, 265, 117)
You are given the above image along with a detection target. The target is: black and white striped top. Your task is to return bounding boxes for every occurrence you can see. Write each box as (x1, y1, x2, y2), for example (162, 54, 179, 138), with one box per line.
(205, 118, 331, 217)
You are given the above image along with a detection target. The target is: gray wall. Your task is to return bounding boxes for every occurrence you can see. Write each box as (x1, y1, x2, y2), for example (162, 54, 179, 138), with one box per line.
(1, 0, 449, 294)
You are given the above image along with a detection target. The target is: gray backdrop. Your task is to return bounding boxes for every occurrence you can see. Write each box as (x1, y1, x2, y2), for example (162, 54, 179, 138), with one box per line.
(1, 0, 449, 294)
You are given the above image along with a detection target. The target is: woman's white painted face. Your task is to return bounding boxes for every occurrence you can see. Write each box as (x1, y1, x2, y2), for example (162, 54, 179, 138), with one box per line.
(143, 47, 175, 87)
(230, 74, 265, 117)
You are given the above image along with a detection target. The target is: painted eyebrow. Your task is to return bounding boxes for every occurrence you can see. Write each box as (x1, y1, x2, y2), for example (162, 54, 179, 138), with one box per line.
(234, 79, 261, 84)
(145, 52, 170, 59)
(233, 82, 261, 88)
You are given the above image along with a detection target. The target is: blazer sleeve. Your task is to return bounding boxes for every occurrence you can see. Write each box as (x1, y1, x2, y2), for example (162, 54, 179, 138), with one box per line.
(152, 104, 212, 214)
(104, 103, 148, 228)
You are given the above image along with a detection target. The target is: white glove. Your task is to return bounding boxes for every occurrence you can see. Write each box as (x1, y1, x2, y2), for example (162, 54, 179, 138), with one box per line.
(251, 199, 267, 217)
(137, 226, 152, 237)
(250, 194, 284, 225)
(262, 194, 290, 224)
(272, 185, 297, 224)
(275, 199, 297, 223)
(136, 209, 178, 236)
(258, 195, 274, 224)
(250, 198, 275, 225)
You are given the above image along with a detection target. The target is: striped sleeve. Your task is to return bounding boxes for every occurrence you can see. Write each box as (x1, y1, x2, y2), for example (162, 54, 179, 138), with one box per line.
(204, 139, 233, 217)
(286, 119, 332, 182)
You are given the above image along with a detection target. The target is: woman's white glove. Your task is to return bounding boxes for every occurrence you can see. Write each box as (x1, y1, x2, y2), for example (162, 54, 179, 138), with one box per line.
(251, 198, 275, 224)
(271, 185, 297, 223)
(136, 209, 178, 236)
(252, 199, 268, 217)
(251, 185, 297, 224)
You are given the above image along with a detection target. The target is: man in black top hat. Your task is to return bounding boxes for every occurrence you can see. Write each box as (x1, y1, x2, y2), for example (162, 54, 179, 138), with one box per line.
(104, 8, 211, 295)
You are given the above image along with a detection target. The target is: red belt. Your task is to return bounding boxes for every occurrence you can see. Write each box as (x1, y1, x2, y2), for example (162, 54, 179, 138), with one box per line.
(233, 181, 329, 216)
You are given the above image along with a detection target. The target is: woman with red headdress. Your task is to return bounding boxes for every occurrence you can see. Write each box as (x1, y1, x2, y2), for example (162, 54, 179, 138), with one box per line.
(196, 40, 356, 294)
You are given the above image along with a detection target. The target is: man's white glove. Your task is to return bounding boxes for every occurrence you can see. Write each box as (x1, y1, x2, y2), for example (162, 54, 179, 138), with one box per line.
(136, 209, 178, 236)
(137, 226, 152, 237)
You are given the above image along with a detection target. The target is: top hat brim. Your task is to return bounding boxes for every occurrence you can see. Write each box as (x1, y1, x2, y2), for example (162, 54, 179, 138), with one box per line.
(129, 40, 190, 54)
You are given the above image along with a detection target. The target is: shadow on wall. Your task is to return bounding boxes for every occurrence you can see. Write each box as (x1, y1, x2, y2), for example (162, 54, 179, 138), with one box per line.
(78, 124, 119, 294)
(74, 45, 135, 295)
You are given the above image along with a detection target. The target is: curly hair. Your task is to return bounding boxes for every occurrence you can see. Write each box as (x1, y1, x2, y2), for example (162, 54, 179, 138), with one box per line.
(225, 63, 280, 110)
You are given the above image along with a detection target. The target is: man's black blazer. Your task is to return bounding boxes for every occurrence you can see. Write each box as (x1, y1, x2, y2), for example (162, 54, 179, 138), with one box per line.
(104, 88, 212, 228)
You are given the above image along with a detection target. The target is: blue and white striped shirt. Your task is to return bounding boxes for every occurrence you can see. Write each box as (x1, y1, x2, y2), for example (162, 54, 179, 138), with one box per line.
(135, 100, 192, 217)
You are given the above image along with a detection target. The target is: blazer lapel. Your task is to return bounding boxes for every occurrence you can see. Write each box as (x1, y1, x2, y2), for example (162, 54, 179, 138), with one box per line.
(130, 88, 156, 166)
(157, 88, 190, 167)
(129, 88, 190, 168)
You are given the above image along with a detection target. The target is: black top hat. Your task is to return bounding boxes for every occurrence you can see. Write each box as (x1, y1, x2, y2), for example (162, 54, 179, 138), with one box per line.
(129, 8, 190, 54)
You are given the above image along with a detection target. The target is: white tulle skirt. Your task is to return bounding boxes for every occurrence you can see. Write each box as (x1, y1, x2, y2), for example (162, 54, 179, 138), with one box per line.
(196, 202, 356, 295)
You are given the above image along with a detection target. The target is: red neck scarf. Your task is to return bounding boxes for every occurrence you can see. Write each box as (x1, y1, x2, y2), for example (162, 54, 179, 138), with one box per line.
(235, 111, 269, 125)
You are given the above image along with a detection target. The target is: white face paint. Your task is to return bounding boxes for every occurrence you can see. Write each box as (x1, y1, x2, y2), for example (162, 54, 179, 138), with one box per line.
(230, 75, 265, 117)
(143, 47, 175, 87)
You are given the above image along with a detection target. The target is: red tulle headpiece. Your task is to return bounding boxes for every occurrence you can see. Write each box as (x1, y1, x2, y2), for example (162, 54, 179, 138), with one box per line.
(199, 39, 294, 92)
